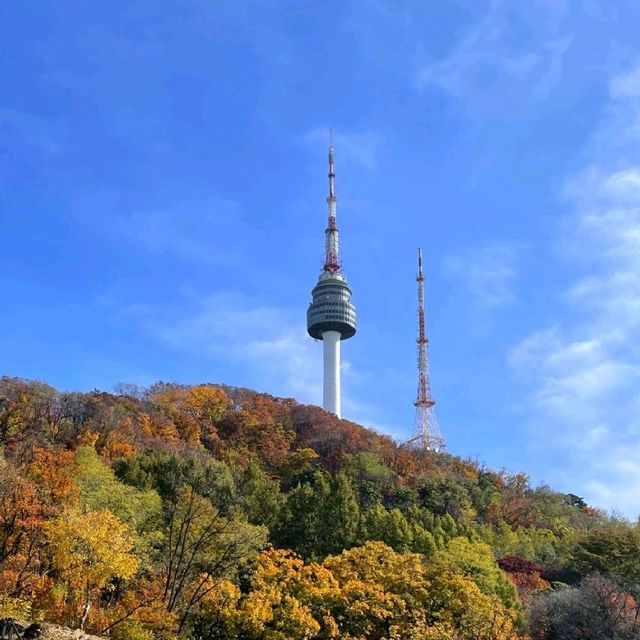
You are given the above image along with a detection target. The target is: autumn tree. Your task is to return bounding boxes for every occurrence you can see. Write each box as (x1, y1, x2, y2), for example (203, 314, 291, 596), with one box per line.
(437, 537, 521, 613)
(0, 378, 68, 445)
(198, 548, 331, 640)
(203, 542, 526, 640)
(160, 485, 266, 632)
(44, 508, 139, 630)
(530, 574, 640, 640)
(0, 463, 48, 612)
(498, 556, 550, 604)
(75, 446, 162, 560)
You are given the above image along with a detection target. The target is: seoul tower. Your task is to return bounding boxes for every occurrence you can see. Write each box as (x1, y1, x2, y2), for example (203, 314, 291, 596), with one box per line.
(408, 248, 445, 451)
(307, 137, 357, 418)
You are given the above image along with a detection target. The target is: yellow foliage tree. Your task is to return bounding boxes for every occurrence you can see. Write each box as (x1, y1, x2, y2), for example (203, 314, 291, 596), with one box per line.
(149, 384, 227, 446)
(201, 542, 525, 640)
(187, 385, 228, 423)
(201, 549, 328, 640)
(44, 508, 139, 631)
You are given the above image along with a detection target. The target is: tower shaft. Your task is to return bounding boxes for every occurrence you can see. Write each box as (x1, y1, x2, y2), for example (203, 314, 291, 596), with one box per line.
(322, 330, 341, 415)
(409, 248, 445, 451)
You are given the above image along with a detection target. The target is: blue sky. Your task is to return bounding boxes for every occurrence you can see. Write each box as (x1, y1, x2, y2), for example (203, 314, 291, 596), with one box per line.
(3, 1, 640, 516)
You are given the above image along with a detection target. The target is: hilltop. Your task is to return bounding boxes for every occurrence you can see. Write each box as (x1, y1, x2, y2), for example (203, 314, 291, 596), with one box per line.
(1, 376, 639, 640)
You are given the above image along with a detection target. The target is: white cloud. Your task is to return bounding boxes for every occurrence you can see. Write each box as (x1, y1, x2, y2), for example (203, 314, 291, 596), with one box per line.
(509, 59, 640, 516)
(301, 128, 383, 171)
(445, 243, 521, 309)
(136, 291, 387, 427)
(148, 292, 323, 403)
(78, 199, 254, 268)
(610, 66, 640, 98)
(415, 3, 572, 109)
(0, 109, 65, 153)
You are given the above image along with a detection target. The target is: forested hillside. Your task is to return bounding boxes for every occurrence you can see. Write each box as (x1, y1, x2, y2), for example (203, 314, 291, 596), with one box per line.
(1, 376, 639, 640)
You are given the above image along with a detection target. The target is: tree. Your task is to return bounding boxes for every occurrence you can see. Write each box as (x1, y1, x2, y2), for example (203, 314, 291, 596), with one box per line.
(281, 447, 319, 488)
(44, 508, 139, 630)
(325, 541, 523, 640)
(160, 485, 266, 632)
(0, 464, 48, 603)
(419, 477, 475, 520)
(572, 525, 640, 582)
(362, 505, 414, 552)
(318, 473, 360, 556)
(233, 461, 284, 529)
(75, 446, 162, 560)
(498, 556, 550, 604)
(437, 537, 521, 613)
(343, 452, 394, 509)
(199, 548, 328, 640)
(0, 378, 64, 444)
(114, 451, 237, 515)
(530, 574, 640, 640)
(201, 542, 525, 640)
(274, 473, 359, 560)
(273, 482, 318, 557)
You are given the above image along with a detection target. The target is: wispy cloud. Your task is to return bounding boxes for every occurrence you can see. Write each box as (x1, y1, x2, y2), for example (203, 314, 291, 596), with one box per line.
(133, 290, 385, 426)
(301, 128, 383, 171)
(444, 243, 521, 309)
(415, 3, 572, 109)
(79, 198, 253, 268)
(610, 65, 640, 98)
(119, 203, 241, 264)
(0, 109, 65, 154)
(509, 58, 640, 516)
(146, 291, 323, 403)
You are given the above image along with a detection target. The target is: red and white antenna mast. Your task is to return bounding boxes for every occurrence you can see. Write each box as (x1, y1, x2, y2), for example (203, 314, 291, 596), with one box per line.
(408, 248, 445, 451)
(324, 129, 340, 273)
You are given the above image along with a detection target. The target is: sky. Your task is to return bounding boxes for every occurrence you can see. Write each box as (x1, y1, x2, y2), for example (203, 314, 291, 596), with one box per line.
(3, 0, 640, 516)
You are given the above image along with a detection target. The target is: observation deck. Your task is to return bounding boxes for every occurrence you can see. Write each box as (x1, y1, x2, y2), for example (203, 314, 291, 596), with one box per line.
(307, 272, 357, 340)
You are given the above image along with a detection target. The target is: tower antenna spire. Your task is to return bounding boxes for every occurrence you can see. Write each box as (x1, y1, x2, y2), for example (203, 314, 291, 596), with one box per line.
(408, 248, 445, 451)
(324, 130, 339, 272)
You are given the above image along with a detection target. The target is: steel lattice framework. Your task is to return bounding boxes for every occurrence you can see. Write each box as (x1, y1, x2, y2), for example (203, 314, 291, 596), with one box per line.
(407, 248, 445, 451)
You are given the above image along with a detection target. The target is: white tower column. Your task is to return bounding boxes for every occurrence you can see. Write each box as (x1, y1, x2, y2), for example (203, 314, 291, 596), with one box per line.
(322, 330, 341, 417)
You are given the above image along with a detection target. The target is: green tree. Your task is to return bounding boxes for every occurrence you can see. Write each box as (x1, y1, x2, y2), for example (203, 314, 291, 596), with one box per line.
(572, 524, 640, 581)
(273, 482, 318, 558)
(233, 461, 284, 529)
(419, 477, 475, 520)
(362, 505, 414, 552)
(114, 451, 236, 514)
(161, 485, 266, 632)
(343, 452, 394, 509)
(75, 447, 162, 558)
(318, 473, 360, 556)
(437, 537, 521, 614)
(274, 473, 359, 559)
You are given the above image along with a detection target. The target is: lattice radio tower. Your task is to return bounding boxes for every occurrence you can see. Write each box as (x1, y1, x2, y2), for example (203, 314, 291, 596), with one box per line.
(408, 248, 445, 451)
